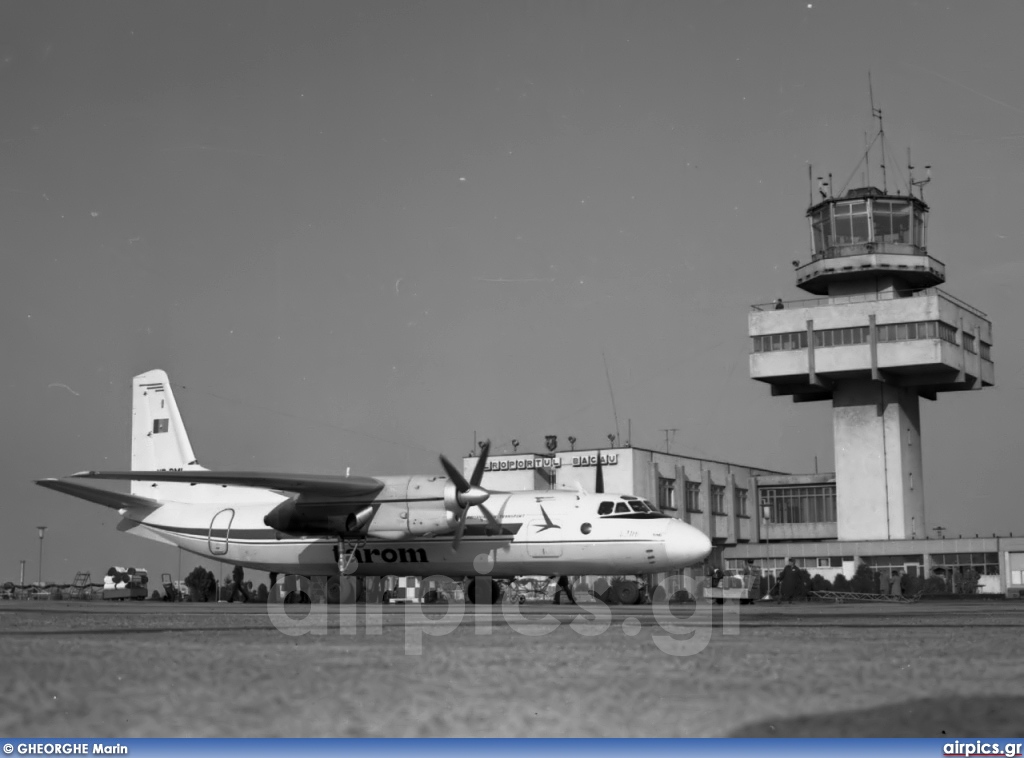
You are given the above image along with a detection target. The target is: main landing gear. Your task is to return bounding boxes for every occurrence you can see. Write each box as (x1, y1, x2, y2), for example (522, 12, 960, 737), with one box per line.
(465, 576, 502, 605)
(465, 575, 577, 605)
(333, 536, 366, 575)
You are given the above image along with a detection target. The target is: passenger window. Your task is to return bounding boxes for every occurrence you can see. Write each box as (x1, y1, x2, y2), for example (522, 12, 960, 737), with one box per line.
(614, 503, 630, 514)
(598, 502, 613, 515)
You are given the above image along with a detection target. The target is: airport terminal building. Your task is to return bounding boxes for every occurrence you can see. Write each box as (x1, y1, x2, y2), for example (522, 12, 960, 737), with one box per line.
(467, 151, 1024, 598)
(470, 443, 1024, 598)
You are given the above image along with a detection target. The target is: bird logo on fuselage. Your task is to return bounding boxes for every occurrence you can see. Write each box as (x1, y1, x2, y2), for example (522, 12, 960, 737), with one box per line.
(536, 505, 561, 532)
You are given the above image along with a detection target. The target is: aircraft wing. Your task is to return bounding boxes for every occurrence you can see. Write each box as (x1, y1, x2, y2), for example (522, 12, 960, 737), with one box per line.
(69, 469, 385, 505)
(36, 478, 164, 512)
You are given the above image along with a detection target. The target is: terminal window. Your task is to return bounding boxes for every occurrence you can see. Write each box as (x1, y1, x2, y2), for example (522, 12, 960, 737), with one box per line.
(1010, 553, 1024, 586)
(685, 482, 701, 513)
(734, 488, 748, 517)
(760, 485, 836, 524)
(931, 552, 1000, 576)
(861, 555, 925, 573)
(710, 485, 726, 515)
(657, 477, 676, 511)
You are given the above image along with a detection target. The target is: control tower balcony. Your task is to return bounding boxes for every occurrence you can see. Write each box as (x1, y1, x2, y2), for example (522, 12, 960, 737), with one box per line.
(796, 250, 945, 295)
(749, 289, 993, 400)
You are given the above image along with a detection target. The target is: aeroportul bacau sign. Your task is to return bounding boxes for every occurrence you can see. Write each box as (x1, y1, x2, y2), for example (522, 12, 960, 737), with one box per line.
(483, 453, 619, 472)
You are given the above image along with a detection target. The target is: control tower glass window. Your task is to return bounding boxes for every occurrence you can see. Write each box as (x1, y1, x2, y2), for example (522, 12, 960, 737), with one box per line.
(811, 206, 832, 256)
(872, 200, 914, 246)
(833, 200, 869, 246)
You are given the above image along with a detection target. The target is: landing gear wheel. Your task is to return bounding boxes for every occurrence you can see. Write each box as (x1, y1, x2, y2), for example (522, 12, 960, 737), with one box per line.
(608, 580, 640, 606)
(466, 577, 501, 604)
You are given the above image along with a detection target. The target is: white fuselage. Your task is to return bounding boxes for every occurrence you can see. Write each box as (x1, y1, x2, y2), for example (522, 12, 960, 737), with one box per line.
(122, 487, 711, 579)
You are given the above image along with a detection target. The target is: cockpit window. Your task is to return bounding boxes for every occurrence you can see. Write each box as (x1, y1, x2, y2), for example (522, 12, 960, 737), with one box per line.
(614, 503, 630, 514)
(629, 503, 646, 513)
(642, 500, 656, 511)
(598, 501, 614, 515)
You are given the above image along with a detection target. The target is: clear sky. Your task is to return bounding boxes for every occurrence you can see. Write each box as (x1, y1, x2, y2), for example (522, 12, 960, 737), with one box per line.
(3, 1, 1022, 587)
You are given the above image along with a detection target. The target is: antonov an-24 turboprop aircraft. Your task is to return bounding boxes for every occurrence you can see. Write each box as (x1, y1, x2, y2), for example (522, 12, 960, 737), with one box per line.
(37, 370, 712, 603)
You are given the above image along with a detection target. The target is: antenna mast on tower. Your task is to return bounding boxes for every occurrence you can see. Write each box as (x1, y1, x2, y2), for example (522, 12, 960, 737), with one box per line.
(869, 73, 887, 193)
(602, 352, 621, 446)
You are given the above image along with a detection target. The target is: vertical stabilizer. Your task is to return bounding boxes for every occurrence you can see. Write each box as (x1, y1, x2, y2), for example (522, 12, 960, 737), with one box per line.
(131, 370, 204, 499)
(129, 370, 274, 506)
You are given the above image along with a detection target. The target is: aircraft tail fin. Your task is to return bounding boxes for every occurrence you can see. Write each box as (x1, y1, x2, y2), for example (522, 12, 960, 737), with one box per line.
(132, 370, 208, 500)
(130, 370, 273, 505)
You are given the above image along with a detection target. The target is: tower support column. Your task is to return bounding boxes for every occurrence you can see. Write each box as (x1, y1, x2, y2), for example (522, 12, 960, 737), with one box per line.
(833, 379, 925, 541)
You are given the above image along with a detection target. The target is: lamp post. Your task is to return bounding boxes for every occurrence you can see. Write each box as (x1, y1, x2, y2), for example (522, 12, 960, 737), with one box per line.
(36, 526, 47, 585)
(761, 503, 772, 590)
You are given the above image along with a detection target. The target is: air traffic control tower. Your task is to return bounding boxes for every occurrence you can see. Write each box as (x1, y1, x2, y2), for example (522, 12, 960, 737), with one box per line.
(749, 151, 994, 542)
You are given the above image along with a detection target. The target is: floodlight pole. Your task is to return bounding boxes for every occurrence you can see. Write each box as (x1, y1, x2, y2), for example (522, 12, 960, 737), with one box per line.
(36, 526, 47, 585)
(761, 504, 772, 587)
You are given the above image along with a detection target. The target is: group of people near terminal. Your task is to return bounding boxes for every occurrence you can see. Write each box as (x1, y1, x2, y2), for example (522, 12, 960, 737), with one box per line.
(775, 559, 908, 601)
(712, 558, 908, 602)
(757, 558, 910, 601)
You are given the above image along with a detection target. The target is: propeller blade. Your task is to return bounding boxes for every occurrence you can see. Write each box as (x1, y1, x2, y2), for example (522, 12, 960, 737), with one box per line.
(595, 451, 605, 494)
(452, 505, 470, 551)
(470, 440, 491, 487)
(478, 504, 502, 535)
(439, 454, 471, 492)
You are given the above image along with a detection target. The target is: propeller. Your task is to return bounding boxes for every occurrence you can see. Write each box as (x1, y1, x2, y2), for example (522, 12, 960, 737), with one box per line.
(440, 440, 501, 550)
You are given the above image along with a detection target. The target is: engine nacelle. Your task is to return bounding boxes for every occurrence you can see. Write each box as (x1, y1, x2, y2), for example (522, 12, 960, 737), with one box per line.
(369, 502, 457, 538)
(264, 499, 374, 536)
(344, 507, 375, 533)
(409, 503, 458, 535)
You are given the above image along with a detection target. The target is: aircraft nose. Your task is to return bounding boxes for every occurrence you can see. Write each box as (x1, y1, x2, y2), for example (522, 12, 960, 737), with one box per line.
(664, 520, 713, 567)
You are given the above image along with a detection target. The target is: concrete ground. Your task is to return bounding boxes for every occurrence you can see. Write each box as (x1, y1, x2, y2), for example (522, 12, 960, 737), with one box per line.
(1, 599, 1023, 737)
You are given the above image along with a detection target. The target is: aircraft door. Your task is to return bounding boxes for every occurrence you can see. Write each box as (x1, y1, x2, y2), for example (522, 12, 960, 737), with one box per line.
(526, 521, 563, 558)
(209, 509, 235, 556)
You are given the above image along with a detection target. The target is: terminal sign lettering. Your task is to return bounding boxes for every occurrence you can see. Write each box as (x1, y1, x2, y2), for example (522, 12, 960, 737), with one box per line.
(483, 454, 617, 472)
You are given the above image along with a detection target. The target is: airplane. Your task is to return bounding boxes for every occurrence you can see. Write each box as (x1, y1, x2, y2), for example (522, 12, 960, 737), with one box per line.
(36, 370, 712, 603)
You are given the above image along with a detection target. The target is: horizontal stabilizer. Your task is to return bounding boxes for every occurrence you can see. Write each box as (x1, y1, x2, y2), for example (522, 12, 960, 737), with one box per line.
(71, 469, 385, 503)
(36, 479, 163, 513)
